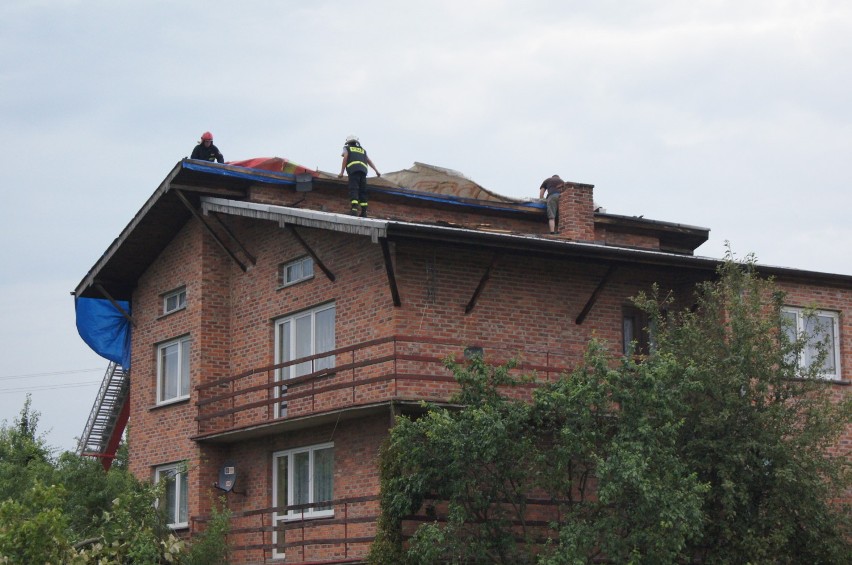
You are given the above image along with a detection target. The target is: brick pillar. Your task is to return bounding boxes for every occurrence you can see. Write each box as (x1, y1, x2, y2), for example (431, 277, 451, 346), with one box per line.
(557, 183, 595, 241)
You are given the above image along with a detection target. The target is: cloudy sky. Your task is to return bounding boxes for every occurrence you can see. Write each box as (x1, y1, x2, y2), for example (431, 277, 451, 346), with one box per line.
(2, 0, 850, 452)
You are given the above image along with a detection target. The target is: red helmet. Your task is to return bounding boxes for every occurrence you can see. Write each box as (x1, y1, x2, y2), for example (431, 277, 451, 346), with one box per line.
(201, 131, 214, 141)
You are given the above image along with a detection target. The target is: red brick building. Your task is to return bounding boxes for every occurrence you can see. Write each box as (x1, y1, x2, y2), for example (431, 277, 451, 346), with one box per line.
(74, 159, 850, 564)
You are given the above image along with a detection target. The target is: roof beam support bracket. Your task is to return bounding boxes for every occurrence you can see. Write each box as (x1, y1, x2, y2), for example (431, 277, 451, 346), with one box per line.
(94, 282, 136, 327)
(211, 212, 257, 265)
(285, 225, 336, 282)
(174, 189, 249, 272)
(380, 239, 402, 307)
(575, 265, 617, 325)
(465, 253, 500, 314)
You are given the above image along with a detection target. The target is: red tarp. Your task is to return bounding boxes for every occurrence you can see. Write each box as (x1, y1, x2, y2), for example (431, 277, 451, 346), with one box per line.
(226, 157, 317, 176)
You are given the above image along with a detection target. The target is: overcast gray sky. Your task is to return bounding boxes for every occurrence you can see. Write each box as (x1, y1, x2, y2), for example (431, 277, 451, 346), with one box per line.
(2, 0, 850, 452)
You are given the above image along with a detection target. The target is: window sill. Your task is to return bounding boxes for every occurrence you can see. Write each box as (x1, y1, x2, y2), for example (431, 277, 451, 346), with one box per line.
(157, 306, 187, 320)
(276, 275, 315, 291)
(149, 397, 191, 411)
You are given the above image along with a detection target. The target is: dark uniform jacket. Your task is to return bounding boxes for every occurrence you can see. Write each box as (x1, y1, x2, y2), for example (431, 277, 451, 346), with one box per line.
(344, 145, 369, 175)
(191, 143, 224, 163)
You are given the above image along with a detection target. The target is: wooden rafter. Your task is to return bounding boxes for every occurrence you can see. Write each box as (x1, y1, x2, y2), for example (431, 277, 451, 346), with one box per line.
(465, 253, 500, 314)
(212, 212, 256, 265)
(174, 189, 248, 272)
(94, 282, 136, 327)
(380, 239, 401, 307)
(575, 265, 617, 324)
(286, 225, 336, 282)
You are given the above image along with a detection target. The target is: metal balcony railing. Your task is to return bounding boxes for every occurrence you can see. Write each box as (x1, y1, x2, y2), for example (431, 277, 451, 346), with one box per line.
(194, 336, 572, 438)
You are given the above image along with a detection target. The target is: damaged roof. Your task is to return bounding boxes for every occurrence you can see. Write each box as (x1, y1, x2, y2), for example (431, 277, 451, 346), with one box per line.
(74, 158, 848, 302)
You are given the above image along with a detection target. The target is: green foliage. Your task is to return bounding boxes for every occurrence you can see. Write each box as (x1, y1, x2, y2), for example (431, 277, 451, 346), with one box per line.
(637, 253, 851, 563)
(0, 400, 232, 564)
(0, 396, 55, 502)
(182, 497, 232, 565)
(72, 479, 183, 564)
(54, 450, 138, 538)
(372, 254, 850, 564)
(0, 481, 74, 564)
(533, 343, 708, 564)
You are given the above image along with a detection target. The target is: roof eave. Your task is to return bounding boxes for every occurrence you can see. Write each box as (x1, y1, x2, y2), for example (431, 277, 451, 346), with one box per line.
(73, 161, 185, 299)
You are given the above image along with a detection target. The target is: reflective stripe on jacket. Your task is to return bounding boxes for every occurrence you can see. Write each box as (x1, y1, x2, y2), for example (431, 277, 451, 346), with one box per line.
(344, 145, 369, 174)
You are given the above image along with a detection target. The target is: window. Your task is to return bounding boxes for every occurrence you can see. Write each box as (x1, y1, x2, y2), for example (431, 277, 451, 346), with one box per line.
(272, 443, 334, 556)
(781, 307, 841, 379)
(274, 303, 335, 415)
(273, 443, 334, 519)
(280, 256, 314, 286)
(157, 336, 191, 404)
(155, 463, 188, 528)
(622, 305, 652, 356)
(163, 287, 187, 315)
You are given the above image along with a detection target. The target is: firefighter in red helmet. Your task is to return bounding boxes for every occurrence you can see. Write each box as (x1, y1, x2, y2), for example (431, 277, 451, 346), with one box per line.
(191, 131, 224, 163)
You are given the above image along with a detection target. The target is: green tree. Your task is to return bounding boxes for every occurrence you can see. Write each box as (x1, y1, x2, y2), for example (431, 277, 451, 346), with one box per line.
(0, 481, 74, 565)
(641, 255, 851, 563)
(372, 255, 850, 564)
(0, 400, 232, 564)
(53, 448, 137, 539)
(0, 396, 56, 502)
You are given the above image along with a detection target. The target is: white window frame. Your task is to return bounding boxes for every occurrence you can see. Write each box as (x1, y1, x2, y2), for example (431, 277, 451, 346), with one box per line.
(274, 303, 335, 416)
(272, 443, 334, 558)
(163, 287, 187, 315)
(155, 463, 189, 529)
(157, 335, 191, 404)
(781, 306, 841, 380)
(280, 256, 315, 287)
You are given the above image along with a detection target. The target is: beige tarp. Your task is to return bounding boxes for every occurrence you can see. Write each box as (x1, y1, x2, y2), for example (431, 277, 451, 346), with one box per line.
(381, 162, 525, 203)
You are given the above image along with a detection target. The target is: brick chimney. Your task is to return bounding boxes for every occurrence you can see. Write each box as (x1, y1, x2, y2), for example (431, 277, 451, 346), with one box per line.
(557, 182, 595, 241)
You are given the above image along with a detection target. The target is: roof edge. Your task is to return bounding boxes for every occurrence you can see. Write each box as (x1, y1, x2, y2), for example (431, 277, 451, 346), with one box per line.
(72, 160, 185, 298)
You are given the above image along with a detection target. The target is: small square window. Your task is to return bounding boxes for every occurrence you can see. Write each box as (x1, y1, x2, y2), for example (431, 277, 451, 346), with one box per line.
(280, 257, 314, 286)
(163, 287, 187, 315)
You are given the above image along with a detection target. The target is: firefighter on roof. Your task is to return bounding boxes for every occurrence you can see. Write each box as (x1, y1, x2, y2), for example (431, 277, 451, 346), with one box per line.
(338, 135, 380, 217)
(191, 131, 224, 163)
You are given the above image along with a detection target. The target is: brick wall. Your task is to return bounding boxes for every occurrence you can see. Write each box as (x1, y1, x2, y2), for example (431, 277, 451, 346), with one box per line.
(125, 182, 849, 563)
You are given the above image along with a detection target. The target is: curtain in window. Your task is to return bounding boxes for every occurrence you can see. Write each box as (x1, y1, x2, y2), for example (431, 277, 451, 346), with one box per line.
(315, 307, 336, 372)
(164, 472, 178, 523)
(180, 339, 190, 397)
(178, 472, 188, 524)
(295, 315, 313, 377)
(162, 343, 179, 399)
(314, 447, 333, 511)
(275, 456, 289, 512)
(293, 451, 311, 515)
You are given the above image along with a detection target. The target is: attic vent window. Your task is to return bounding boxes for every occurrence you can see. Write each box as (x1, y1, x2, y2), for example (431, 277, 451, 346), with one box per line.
(280, 256, 314, 287)
(163, 287, 187, 315)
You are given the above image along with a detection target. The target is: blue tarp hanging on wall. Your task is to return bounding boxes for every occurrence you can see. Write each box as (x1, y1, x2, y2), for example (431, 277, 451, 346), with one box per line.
(75, 297, 132, 370)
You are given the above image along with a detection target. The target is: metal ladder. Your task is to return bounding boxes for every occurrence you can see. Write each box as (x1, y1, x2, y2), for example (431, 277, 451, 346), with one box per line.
(77, 362, 129, 466)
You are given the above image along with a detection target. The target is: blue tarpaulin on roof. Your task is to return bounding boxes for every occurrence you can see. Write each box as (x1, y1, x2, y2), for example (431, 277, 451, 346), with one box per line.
(75, 297, 132, 370)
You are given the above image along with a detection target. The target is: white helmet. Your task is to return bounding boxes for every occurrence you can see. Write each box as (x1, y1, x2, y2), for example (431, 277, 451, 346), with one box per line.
(345, 135, 359, 144)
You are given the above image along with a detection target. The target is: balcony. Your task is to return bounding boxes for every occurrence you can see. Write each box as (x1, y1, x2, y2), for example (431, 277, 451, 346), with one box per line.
(193, 335, 573, 442)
